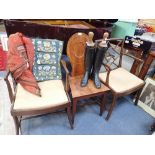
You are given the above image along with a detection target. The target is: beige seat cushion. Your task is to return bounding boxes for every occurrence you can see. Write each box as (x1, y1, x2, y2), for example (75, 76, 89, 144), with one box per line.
(13, 80, 69, 111)
(99, 67, 144, 93)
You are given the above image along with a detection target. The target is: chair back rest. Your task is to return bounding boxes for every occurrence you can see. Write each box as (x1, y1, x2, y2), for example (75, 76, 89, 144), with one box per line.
(67, 32, 89, 76)
(102, 39, 124, 70)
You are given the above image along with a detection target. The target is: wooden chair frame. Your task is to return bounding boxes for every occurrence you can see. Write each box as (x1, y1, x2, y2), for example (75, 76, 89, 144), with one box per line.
(4, 60, 73, 135)
(61, 59, 109, 126)
(61, 32, 110, 127)
(99, 38, 145, 120)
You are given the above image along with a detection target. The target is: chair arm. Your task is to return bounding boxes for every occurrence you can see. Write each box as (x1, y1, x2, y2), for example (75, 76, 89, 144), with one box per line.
(61, 59, 70, 75)
(102, 63, 111, 85)
(4, 71, 15, 104)
(61, 59, 70, 92)
(123, 52, 144, 64)
(95, 38, 124, 42)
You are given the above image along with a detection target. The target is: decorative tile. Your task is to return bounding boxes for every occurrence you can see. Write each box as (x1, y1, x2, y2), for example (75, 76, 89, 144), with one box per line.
(32, 39, 63, 81)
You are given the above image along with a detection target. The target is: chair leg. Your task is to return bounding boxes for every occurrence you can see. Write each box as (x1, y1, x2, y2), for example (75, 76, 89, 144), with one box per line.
(13, 116, 20, 135)
(134, 88, 143, 106)
(100, 93, 107, 116)
(67, 105, 73, 129)
(72, 99, 77, 125)
(106, 95, 117, 121)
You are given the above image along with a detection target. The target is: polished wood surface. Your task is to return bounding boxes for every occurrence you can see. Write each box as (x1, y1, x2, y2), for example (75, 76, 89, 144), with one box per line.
(25, 20, 96, 29)
(99, 39, 145, 120)
(69, 76, 110, 99)
(67, 32, 89, 76)
(66, 33, 110, 126)
(4, 70, 73, 134)
(139, 51, 155, 79)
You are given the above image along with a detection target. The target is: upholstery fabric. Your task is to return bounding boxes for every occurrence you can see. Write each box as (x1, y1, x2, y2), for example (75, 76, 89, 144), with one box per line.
(7, 32, 40, 96)
(32, 39, 63, 81)
(99, 67, 144, 93)
(13, 80, 68, 111)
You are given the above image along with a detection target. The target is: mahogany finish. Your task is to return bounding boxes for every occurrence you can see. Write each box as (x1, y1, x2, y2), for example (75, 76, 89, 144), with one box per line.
(4, 20, 111, 55)
(69, 76, 109, 99)
(67, 33, 89, 76)
(139, 51, 155, 79)
(65, 32, 110, 126)
(99, 39, 145, 120)
(4, 60, 73, 135)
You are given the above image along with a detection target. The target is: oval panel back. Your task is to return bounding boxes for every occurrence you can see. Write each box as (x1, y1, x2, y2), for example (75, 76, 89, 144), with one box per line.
(67, 32, 89, 76)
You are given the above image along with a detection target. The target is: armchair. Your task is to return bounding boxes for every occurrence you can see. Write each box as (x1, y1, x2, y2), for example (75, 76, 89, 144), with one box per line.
(4, 60, 73, 135)
(99, 39, 145, 120)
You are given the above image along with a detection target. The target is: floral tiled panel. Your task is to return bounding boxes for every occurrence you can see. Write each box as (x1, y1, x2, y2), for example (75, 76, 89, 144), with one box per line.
(33, 64, 62, 81)
(32, 39, 63, 81)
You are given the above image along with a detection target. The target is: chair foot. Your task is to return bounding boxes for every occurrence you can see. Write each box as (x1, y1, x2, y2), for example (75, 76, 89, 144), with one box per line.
(105, 95, 117, 121)
(13, 116, 20, 135)
(67, 106, 73, 129)
(99, 93, 107, 116)
(99, 113, 102, 116)
(105, 115, 110, 121)
(72, 99, 77, 128)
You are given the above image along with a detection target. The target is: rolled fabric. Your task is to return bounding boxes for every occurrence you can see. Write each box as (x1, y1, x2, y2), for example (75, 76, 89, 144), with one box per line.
(7, 32, 41, 96)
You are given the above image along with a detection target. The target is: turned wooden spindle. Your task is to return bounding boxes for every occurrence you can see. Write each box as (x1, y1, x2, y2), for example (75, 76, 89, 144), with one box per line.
(99, 32, 109, 47)
(87, 32, 95, 46)
(103, 32, 109, 40)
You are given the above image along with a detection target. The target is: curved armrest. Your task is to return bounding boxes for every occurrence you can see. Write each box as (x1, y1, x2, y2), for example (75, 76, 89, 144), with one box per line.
(4, 71, 15, 104)
(123, 52, 144, 64)
(61, 59, 70, 75)
(102, 63, 111, 85)
(61, 59, 70, 92)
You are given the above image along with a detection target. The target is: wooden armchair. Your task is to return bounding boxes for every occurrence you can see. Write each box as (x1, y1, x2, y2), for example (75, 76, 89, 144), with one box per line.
(61, 32, 110, 127)
(99, 38, 145, 120)
(4, 60, 73, 135)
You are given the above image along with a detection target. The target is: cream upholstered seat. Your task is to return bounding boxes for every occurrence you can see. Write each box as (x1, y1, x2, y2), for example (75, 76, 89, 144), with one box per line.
(99, 67, 144, 93)
(13, 80, 69, 111)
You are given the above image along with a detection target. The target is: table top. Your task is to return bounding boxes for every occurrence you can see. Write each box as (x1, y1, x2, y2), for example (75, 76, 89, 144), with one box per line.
(69, 75, 110, 99)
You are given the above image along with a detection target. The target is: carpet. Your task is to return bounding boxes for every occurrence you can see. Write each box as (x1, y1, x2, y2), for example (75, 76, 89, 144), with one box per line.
(0, 73, 154, 135)
(21, 97, 154, 135)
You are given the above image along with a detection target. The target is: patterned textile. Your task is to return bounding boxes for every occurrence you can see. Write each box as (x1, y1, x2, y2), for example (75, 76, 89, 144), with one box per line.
(7, 33, 41, 96)
(32, 39, 63, 81)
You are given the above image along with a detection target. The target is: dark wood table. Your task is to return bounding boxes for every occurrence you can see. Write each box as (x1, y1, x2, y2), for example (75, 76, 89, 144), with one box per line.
(139, 51, 155, 79)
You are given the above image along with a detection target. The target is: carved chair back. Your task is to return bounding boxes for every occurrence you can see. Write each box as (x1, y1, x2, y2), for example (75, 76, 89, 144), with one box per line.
(101, 38, 143, 75)
(101, 39, 124, 70)
(67, 32, 89, 77)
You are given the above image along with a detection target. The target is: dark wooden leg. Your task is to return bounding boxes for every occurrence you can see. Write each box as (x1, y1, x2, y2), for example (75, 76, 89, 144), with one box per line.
(13, 116, 20, 135)
(106, 94, 117, 121)
(72, 99, 77, 125)
(150, 121, 155, 132)
(134, 87, 143, 105)
(67, 105, 73, 129)
(100, 93, 107, 116)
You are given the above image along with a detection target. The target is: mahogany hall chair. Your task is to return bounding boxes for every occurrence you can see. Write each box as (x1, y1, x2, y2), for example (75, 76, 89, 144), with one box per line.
(61, 32, 110, 127)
